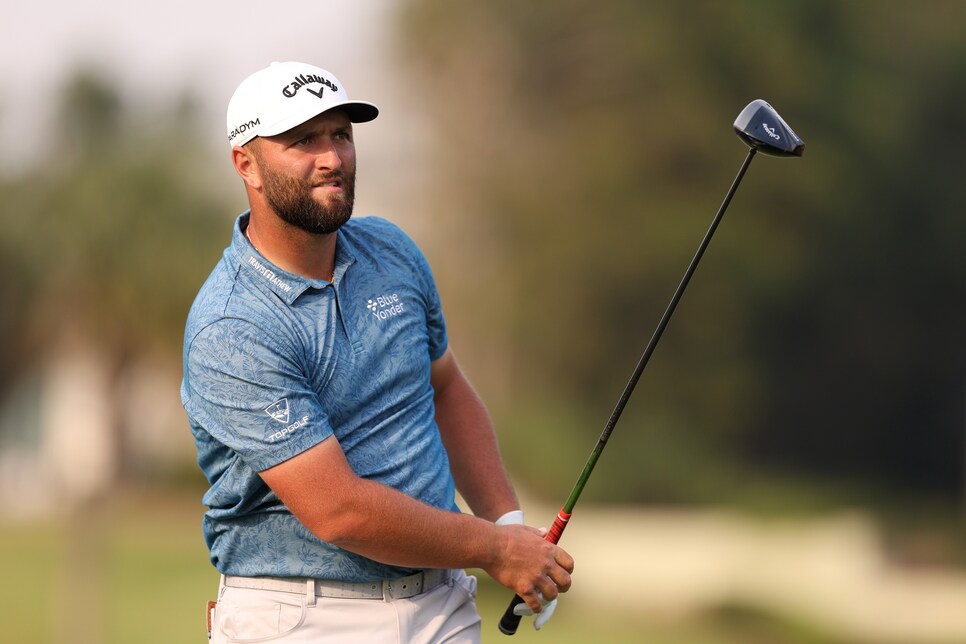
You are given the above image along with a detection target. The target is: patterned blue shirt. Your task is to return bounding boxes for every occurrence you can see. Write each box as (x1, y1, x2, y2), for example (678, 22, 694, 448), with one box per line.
(181, 213, 456, 581)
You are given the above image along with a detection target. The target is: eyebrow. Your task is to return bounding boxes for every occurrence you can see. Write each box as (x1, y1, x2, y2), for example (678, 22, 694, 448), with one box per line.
(284, 120, 352, 142)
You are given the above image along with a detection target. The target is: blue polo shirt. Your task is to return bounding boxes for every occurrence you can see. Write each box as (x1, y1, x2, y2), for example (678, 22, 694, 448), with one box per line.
(181, 213, 456, 581)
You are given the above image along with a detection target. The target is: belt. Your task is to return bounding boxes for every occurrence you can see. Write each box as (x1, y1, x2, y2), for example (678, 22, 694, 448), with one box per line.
(224, 569, 450, 600)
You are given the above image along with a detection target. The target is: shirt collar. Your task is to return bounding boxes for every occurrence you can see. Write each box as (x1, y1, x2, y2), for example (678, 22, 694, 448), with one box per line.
(230, 212, 355, 305)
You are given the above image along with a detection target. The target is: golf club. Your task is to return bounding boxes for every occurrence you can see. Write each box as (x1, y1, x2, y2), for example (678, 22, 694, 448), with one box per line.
(498, 99, 804, 636)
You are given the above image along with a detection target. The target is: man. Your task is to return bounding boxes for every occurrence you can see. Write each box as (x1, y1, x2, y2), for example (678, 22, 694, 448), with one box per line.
(181, 61, 573, 643)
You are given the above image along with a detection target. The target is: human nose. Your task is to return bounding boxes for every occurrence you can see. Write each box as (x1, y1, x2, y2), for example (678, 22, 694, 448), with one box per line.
(314, 139, 343, 172)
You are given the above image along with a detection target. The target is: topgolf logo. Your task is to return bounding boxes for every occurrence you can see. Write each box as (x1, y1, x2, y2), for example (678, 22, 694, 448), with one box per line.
(264, 398, 310, 442)
(366, 293, 406, 321)
(265, 399, 290, 424)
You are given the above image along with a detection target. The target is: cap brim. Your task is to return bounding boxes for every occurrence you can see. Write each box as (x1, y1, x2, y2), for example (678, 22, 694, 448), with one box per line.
(255, 100, 380, 141)
(338, 101, 379, 123)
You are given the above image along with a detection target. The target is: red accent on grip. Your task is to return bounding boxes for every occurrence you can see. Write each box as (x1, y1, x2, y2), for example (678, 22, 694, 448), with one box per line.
(546, 509, 572, 544)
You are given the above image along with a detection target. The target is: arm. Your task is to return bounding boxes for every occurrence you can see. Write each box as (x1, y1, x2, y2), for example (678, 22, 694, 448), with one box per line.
(259, 429, 573, 612)
(431, 348, 518, 521)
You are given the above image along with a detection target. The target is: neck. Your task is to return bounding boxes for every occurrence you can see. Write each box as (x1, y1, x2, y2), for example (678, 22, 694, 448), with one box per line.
(246, 211, 337, 282)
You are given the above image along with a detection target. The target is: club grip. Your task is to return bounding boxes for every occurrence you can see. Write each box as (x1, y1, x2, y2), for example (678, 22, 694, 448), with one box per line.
(498, 595, 526, 635)
(546, 509, 572, 545)
(498, 509, 573, 636)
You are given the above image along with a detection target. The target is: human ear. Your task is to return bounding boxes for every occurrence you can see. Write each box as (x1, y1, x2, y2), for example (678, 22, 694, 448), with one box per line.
(232, 145, 262, 190)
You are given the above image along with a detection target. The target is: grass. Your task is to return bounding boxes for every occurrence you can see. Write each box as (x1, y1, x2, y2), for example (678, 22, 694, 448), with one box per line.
(1, 517, 65, 644)
(0, 490, 213, 644)
(0, 488, 854, 644)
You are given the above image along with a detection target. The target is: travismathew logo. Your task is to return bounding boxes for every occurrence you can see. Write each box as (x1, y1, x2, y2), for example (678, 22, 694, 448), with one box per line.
(264, 398, 309, 442)
(366, 294, 405, 321)
(248, 255, 293, 293)
(281, 73, 339, 99)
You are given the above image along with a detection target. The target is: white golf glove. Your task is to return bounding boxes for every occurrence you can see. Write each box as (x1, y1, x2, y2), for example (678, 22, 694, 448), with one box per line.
(511, 591, 557, 630)
(494, 510, 526, 527)
(494, 510, 559, 631)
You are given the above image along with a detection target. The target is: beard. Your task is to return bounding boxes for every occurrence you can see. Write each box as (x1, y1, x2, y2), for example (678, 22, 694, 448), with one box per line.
(260, 165, 356, 235)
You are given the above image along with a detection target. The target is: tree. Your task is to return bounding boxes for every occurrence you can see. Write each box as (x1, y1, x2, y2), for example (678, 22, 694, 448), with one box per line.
(0, 65, 231, 488)
(397, 0, 966, 507)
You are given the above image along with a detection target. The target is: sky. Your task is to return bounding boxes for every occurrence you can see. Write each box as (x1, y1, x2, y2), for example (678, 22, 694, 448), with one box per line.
(0, 0, 432, 225)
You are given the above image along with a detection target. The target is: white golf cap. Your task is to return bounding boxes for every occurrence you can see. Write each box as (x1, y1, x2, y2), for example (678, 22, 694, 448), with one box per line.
(226, 61, 379, 147)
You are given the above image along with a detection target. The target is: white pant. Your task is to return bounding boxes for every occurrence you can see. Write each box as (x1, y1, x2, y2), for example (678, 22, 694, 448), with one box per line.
(209, 570, 481, 643)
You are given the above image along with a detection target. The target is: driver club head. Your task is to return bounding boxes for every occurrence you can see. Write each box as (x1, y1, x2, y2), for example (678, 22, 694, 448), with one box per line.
(733, 99, 805, 157)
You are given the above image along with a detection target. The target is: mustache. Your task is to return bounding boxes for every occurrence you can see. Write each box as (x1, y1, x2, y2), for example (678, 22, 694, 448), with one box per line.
(313, 170, 350, 185)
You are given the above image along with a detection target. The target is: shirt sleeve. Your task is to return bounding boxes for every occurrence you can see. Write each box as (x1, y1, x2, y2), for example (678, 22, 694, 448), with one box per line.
(419, 252, 448, 362)
(183, 317, 333, 472)
(392, 223, 448, 362)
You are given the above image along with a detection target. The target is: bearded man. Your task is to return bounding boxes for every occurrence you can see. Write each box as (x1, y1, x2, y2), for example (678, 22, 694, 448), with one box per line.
(181, 61, 573, 643)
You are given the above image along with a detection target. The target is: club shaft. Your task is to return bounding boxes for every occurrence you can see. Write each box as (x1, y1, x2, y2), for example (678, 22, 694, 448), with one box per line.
(598, 147, 757, 446)
(499, 147, 757, 636)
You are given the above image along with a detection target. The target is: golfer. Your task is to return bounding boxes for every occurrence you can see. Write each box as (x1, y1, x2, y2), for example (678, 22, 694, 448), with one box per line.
(181, 61, 573, 643)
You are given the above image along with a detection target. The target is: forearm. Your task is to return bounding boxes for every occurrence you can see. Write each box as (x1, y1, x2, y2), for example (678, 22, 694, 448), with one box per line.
(314, 476, 504, 570)
(434, 366, 518, 521)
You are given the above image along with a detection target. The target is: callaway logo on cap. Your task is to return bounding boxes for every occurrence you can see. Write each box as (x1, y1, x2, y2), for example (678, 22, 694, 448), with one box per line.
(226, 61, 379, 147)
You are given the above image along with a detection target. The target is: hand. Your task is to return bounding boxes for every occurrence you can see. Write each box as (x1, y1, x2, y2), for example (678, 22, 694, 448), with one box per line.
(493, 510, 567, 630)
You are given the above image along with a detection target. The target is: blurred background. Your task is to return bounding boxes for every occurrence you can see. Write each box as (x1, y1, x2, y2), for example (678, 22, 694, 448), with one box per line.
(2, 1, 965, 642)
